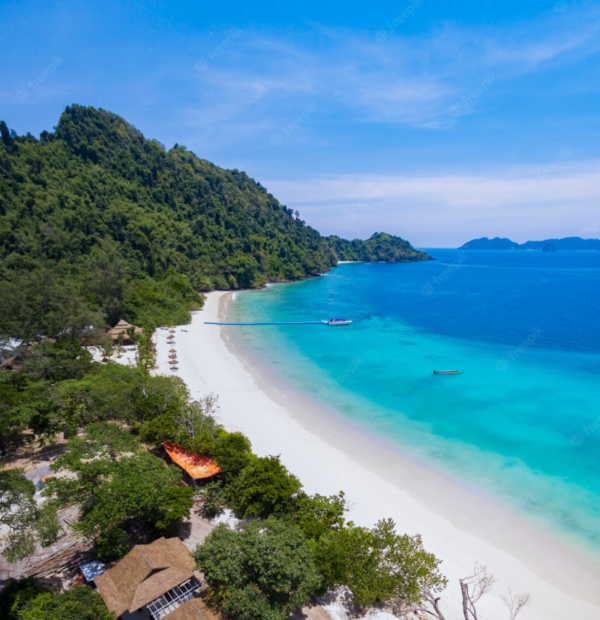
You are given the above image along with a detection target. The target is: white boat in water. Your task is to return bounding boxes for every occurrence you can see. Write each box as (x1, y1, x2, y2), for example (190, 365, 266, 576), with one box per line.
(322, 318, 353, 326)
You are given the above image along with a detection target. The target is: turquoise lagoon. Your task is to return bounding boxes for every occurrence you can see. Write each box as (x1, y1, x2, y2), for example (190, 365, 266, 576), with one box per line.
(230, 250, 600, 559)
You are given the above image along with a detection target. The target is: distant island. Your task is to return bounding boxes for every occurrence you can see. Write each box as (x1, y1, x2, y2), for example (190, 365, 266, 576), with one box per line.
(459, 236, 600, 251)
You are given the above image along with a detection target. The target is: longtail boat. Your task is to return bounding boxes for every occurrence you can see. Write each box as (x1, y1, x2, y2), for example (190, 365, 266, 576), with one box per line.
(322, 318, 353, 326)
(433, 370, 464, 375)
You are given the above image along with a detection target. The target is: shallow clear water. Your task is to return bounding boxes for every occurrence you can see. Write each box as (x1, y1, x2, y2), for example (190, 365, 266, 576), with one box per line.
(231, 250, 600, 557)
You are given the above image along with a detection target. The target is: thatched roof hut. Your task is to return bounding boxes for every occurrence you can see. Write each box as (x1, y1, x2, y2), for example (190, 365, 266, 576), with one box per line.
(0, 355, 23, 372)
(94, 537, 196, 618)
(107, 319, 142, 344)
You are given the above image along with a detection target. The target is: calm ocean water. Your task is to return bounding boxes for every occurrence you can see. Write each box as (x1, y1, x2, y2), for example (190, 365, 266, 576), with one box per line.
(231, 250, 600, 557)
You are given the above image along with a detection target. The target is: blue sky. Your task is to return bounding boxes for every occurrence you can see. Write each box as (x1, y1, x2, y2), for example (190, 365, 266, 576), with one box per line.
(1, 0, 599, 247)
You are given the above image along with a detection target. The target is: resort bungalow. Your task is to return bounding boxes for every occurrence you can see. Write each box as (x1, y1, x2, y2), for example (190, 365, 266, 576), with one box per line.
(107, 319, 143, 345)
(94, 537, 206, 620)
(0, 354, 23, 372)
(162, 443, 221, 487)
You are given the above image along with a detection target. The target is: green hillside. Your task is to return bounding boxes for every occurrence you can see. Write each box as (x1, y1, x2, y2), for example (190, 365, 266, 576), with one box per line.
(0, 105, 428, 338)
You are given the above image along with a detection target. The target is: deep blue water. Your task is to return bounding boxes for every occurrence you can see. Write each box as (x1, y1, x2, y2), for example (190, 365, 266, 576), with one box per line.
(232, 250, 600, 557)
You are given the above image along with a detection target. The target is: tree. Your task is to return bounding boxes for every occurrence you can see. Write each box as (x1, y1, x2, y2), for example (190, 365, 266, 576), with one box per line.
(0, 120, 14, 147)
(156, 485, 194, 534)
(0, 269, 102, 343)
(0, 469, 60, 562)
(1, 103, 426, 347)
(199, 481, 228, 518)
(21, 339, 94, 382)
(502, 589, 531, 620)
(228, 455, 302, 518)
(175, 394, 219, 443)
(45, 451, 184, 560)
(286, 491, 347, 542)
(194, 518, 321, 620)
(0, 372, 43, 444)
(87, 241, 128, 326)
(18, 585, 115, 620)
(314, 518, 446, 608)
(50, 365, 189, 431)
(459, 564, 496, 620)
(138, 412, 180, 445)
(415, 564, 531, 620)
(56, 422, 139, 465)
(223, 586, 283, 620)
(211, 431, 253, 482)
(94, 527, 130, 562)
(0, 578, 45, 620)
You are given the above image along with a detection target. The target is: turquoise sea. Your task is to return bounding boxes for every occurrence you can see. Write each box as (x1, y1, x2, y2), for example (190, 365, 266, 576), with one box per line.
(231, 250, 600, 559)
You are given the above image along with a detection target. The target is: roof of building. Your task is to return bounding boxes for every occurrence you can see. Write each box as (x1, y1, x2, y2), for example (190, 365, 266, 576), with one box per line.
(79, 560, 106, 582)
(107, 319, 142, 340)
(167, 599, 211, 620)
(94, 537, 195, 617)
(0, 355, 23, 371)
(163, 443, 222, 480)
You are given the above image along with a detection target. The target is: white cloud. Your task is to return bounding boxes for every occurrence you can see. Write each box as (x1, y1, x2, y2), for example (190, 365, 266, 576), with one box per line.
(263, 160, 600, 246)
(184, 4, 600, 138)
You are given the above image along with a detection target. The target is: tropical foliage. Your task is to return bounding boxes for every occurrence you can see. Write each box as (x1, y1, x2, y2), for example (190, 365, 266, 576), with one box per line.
(0, 106, 428, 340)
(45, 427, 192, 561)
(0, 105, 439, 618)
(0, 469, 60, 562)
(194, 518, 321, 620)
(13, 584, 115, 620)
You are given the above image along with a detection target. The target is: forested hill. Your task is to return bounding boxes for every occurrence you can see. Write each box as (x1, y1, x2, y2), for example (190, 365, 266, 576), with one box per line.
(0, 105, 428, 337)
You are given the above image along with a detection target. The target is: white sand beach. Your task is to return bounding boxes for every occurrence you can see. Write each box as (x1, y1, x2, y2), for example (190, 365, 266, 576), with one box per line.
(155, 291, 600, 620)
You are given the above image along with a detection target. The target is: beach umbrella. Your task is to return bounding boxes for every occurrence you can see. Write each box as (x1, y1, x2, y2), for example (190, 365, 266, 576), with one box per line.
(169, 349, 177, 353)
(169, 329, 176, 333)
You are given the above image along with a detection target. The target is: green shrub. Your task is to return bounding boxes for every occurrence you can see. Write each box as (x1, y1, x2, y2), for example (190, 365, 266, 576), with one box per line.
(194, 518, 321, 620)
(227, 455, 301, 518)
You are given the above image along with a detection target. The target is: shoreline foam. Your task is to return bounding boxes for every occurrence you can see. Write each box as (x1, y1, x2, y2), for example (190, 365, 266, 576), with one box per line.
(155, 291, 600, 620)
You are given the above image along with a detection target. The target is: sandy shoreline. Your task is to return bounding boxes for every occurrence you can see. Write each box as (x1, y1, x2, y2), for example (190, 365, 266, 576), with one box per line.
(155, 290, 600, 620)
